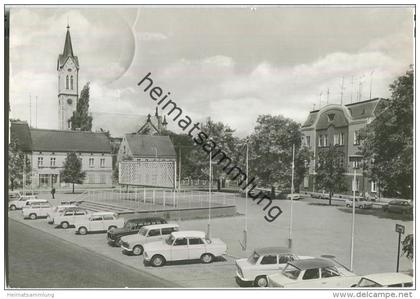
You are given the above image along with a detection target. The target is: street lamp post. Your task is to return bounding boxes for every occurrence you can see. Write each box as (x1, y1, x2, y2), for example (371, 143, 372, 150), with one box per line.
(288, 144, 295, 249)
(349, 155, 362, 272)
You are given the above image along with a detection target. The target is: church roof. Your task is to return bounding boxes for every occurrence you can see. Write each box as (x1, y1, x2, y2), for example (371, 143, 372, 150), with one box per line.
(57, 26, 79, 69)
(125, 134, 176, 159)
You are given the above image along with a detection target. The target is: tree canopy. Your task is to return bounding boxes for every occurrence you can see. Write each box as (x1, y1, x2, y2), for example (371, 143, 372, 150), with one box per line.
(8, 138, 31, 190)
(60, 152, 86, 193)
(71, 83, 93, 131)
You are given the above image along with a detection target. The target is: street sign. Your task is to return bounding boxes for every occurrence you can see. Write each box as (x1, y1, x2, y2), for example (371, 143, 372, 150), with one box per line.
(395, 224, 405, 234)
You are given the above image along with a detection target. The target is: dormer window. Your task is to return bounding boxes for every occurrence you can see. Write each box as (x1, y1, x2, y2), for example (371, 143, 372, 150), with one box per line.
(327, 113, 335, 122)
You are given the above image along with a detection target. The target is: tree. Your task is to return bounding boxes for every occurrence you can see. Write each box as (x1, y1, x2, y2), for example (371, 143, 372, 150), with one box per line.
(8, 138, 31, 190)
(71, 83, 93, 131)
(360, 66, 413, 199)
(248, 115, 306, 191)
(402, 234, 413, 260)
(315, 145, 347, 205)
(60, 152, 86, 193)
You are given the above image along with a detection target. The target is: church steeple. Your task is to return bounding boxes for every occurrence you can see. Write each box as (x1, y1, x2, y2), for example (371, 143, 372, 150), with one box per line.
(62, 25, 74, 58)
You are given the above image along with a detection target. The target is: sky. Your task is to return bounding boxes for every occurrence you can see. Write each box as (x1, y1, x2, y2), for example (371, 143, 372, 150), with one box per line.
(9, 6, 414, 137)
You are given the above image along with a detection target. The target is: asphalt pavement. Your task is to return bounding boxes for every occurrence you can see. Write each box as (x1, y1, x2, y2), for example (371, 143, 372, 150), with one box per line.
(7, 219, 179, 288)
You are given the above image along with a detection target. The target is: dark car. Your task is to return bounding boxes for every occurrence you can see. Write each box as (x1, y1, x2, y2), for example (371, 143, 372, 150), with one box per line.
(107, 217, 167, 246)
(383, 200, 413, 214)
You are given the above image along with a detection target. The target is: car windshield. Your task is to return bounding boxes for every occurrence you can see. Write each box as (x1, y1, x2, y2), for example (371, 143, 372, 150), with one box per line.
(166, 235, 175, 245)
(282, 264, 301, 280)
(138, 227, 148, 236)
(357, 278, 382, 287)
(247, 252, 260, 265)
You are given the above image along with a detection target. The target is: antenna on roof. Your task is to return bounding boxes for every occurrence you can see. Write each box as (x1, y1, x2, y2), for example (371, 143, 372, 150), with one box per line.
(340, 77, 345, 106)
(29, 94, 32, 127)
(35, 96, 38, 128)
(326, 88, 330, 105)
(319, 91, 323, 109)
(313, 103, 316, 111)
(369, 70, 374, 100)
(358, 75, 365, 102)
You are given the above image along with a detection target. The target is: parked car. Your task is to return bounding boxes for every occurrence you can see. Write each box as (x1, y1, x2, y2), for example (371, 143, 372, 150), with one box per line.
(143, 231, 227, 267)
(23, 201, 53, 220)
(267, 258, 359, 288)
(235, 247, 313, 287)
(287, 193, 302, 201)
(8, 196, 40, 210)
(74, 212, 124, 235)
(9, 190, 22, 200)
(383, 200, 413, 214)
(51, 207, 90, 228)
(310, 192, 330, 199)
(120, 223, 179, 255)
(107, 217, 167, 246)
(353, 272, 413, 288)
(345, 198, 373, 209)
(46, 204, 78, 224)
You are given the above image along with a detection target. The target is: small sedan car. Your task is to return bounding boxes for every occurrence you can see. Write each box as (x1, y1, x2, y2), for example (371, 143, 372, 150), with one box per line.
(235, 247, 312, 287)
(74, 212, 124, 235)
(353, 272, 413, 288)
(52, 207, 90, 228)
(383, 200, 413, 214)
(120, 223, 179, 255)
(345, 198, 373, 209)
(46, 204, 78, 224)
(143, 231, 227, 267)
(267, 258, 359, 288)
(8, 195, 39, 210)
(287, 194, 302, 200)
(22, 201, 53, 219)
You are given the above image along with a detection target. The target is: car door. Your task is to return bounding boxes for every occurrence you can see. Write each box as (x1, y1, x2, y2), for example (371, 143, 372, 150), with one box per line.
(171, 237, 189, 261)
(73, 209, 86, 223)
(320, 266, 341, 287)
(89, 215, 104, 231)
(187, 237, 206, 260)
(257, 254, 279, 276)
(146, 228, 162, 242)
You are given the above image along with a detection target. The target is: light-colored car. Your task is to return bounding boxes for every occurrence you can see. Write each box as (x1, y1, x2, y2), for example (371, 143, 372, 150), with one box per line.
(120, 223, 179, 255)
(267, 258, 359, 288)
(235, 247, 313, 287)
(287, 194, 302, 200)
(8, 196, 40, 210)
(74, 212, 124, 235)
(46, 205, 78, 224)
(345, 198, 373, 209)
(354, 272, 413, 288)
(143, 230, 227, 267)
(22, 201, 53, 220)
(50, 207, 90, 228)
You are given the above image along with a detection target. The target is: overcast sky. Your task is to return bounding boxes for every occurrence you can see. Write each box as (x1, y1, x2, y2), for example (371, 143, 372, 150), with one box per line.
(9, 6, 414, 137)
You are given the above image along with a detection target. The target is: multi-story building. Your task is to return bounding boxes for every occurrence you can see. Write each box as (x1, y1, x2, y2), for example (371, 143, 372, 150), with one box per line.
(301, 98, 386, 197)
(11, 121, 113, 189)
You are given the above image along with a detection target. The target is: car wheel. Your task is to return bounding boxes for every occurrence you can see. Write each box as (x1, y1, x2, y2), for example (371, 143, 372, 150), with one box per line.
(10, 205, 16, 211)
(61, 221, 69, 229)
(108, 225, 117, 231)
(346, 204, 350, 208)
(200, 253, 214, 264)
(29, 213, 37, 220)
(254, 276, 268, 287)
(132, 245, 144, 256)
(78, 227, 88, 235)
(360, 205, 365, 209)
(151, 255, 166, 267)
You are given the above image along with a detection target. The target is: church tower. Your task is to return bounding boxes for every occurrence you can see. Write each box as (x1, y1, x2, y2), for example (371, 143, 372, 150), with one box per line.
(57, 25, 79, 130)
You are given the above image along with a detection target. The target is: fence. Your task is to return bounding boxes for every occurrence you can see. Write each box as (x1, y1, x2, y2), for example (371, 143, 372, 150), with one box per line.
(80, 187, 238, 211)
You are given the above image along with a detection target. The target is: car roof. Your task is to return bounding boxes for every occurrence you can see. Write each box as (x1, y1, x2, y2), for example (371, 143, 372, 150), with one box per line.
(27, 199, 48, 203)
(254, 247, 292, 256)
(142, 223, 179, 230)
(126, 216, 166, 223)
(289, 258, 335, 270)
(171, 231, 205, 238)
(361, 273, 412, 285)
(390, 199, 411, 204)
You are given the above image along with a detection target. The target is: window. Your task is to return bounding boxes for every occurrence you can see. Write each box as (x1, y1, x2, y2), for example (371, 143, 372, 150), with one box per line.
(64, 211, 74, 216)
(318, 134, 327, 147)
(174, 238, 188, 246)
(354, 131, 361, 145)
(148, 229, 160, 237)
(327, 113, 335, 122)
(302, 268, 320, 280)
(38, 157, 43, 167)
(352, 160, 360, 169)
(279, 255, 293, 264)
(371, 181, 377, 193)
(100, 175, 106, 184)
(66, 75, 69, 89)
(74, 210, 86, 216)
(39, 174, 49, 185)
(103, 215, 114, 220)
(70, 75, 74, 90)
(162, 227, 176, 235)
(100, 158, 105, 168)
(260, 255, 277, 265)
(321, 267, 340, 278)
(90, 216, 103, 221)
(189, 238, 204, 245)
(50, 157, 56, 167)
(306, 136, 311, 147)
(89, 158, 94, 167)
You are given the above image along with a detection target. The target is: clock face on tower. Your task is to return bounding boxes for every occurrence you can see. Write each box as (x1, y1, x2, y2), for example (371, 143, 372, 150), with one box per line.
(67, 98, 73, 105)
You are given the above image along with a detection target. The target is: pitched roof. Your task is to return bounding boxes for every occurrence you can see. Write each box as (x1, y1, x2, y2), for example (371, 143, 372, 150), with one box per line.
(57, 27, 79, 69)
(30, 128, 112, 153)
(10, 121, 32, 151)
(125, 134, 176, 159)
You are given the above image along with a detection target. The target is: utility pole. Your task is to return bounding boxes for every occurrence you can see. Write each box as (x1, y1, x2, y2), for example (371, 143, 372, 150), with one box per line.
(326, 88, 330, 105)
(288, 144, 295, 249)
(178, 147, 181, 191)
(207, 151, 212, 238)
(340, 77, 345, 106)
(35, 96, 38, 128)
(369, 70, 374, 100)
(319, 91, 323, 109)
(29, 94, 32, 127)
